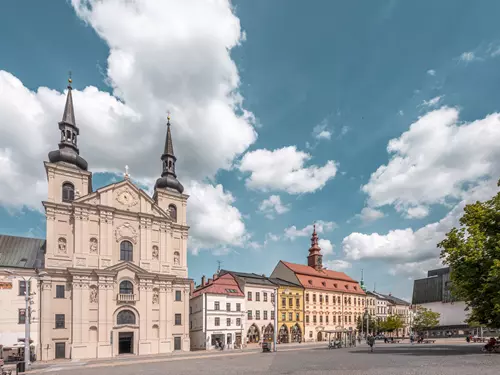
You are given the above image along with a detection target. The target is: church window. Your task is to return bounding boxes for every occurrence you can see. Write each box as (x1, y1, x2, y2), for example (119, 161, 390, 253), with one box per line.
(169, 204, 177, 222)
(120, 240, 133, 261)
(117, 310, 136, 325)
(62, 182, 75, 202)
(173, 251, 180, 265)
(119, 280, 133, 295)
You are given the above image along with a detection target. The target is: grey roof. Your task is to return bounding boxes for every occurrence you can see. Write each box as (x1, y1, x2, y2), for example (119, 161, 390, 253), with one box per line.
(377, 292, 410, 306)
(0, 235, 45, 269)
(220, 270, 277, 287)
(61, 84, 76, 126)
(164, 121, 175, 156)
(268, 277, 303, 288)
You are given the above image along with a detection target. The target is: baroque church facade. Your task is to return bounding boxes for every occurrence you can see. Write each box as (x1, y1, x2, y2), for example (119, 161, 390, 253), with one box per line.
(39, 79, 191, 360)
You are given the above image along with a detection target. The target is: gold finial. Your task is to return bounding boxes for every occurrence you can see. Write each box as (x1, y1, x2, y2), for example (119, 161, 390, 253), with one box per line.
(167, 111, 171, 122)
(68, 71, 72, 87)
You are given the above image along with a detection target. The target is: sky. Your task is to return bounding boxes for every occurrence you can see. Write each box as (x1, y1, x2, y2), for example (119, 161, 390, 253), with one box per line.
(1, 0, 500, 301)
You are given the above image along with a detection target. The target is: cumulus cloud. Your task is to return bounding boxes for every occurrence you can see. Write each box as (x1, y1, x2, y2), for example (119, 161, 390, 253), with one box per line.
(459, 51, 478, 63)
(318, 239, 334, 255)
(427, 69, 436, 76)
(312, 120, 332, 141)
(258, 195, 290, 219)
(284, 220, 337, 240)
(239, 146, 338, 194)
(324, 259, 352, 271)
(0, 0, 257, 252)
(355, 207, 385, 224)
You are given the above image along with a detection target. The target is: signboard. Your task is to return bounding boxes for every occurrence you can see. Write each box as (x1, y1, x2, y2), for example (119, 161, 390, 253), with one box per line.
(0, 282, 12, 289)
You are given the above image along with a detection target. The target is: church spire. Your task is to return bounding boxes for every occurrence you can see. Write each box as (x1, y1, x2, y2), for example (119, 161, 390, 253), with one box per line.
(154, 113, 184, 194)
(307, 224, 323, 271)
(48, 74, 88, 171)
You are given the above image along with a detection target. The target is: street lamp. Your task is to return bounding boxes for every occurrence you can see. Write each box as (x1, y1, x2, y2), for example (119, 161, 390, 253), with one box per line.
(2, 269, 48, 371)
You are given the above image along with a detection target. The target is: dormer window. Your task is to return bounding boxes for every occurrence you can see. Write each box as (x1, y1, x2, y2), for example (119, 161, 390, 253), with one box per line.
(169, 204, 177, 222)
(62, 182, 75, 202)
(321, 281, 326, 287)
(308, 280, 313, 285)
(334, 283, 338, 288)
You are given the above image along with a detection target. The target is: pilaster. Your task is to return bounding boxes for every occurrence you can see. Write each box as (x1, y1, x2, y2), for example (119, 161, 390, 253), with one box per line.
(40, 278, 52, 360)
(159, 282, 167, 340)
(166, 282, 173, 340)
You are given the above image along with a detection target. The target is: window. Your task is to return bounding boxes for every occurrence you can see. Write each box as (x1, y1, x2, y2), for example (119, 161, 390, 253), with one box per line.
(354, 298, 357, 306)
(236, 318, 241, 326)
(305, 293, 309, 302)
(296, 313, 300, 321)
(19, 280, 26, 296)
(215, 317, 220, 326)
(175, 314, 182, 325)
(309, 332, 313, 338)
(325, 295, 329, 304)
(333, 296, 336, 305)
(117, 310, 136, 325)
(296, 298, 300, 307)
(226, 303, 231, 311)
(169, 204, 177, 222)
(247, 292, 252, 301)
(247, 310, 252, 320)
(256, 292, 260, 302)
(282, 297, 286, 307)
(319, 295, 323, 304)
(18, 309, 26, 324)
(319, 316, 323, 323)
(174, 337, 181, 351)
(312, 294, 316, 303)
(55, 343, 66, 359)
(264, 310, 268, 320)
(344, 315, 347, 323)
(349, 315, 352, 323)
(62, 182, 75, 202)
(55, 314, 65, 329)
(326, 315, 329, 323)
(344, 297, 347, 304)
(236, 303, 241, 312)
(333, 316, 336, 323)
(306, 315, 309, 323)
(214, 301, 220, 310)
(119, 280, 133, 295)
(322, 281, 326, 286)
(226, 318, 231, 326)
(263, 292, 268, 302)
(270, 311, 275, 320)
(337, 296, 341, 304)
(56, 285, 65, 299)
(175, 290, 182, 301)
(288, 298, 293, 307)
(313, 315, 317, 323)
(282, 313, 286, 321)
(120, 240, 133, 262)
(255, 310, 260, 320)
(288, 312, 292, 321)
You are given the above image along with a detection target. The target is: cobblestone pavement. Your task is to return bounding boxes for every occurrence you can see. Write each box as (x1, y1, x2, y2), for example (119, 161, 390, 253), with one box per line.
(23, 343, 500, 375)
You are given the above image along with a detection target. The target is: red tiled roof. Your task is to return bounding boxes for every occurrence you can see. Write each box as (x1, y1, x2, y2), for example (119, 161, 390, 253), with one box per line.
(191, 273, 244, 298)
(282, 261, 365, 295)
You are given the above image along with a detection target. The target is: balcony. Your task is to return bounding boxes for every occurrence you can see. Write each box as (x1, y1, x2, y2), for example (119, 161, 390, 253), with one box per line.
(117, 293, 137, 302)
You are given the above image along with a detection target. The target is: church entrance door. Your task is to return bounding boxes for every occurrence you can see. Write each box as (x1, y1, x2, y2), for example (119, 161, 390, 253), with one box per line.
(118, 332, 134, 354)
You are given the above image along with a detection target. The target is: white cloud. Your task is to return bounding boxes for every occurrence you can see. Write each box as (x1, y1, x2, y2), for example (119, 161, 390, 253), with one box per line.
(398, 110, 404, 116)
(459, 51, 477, 62)
(405, 205, 429, 219)
(339, 125, 349, 137)
(361, 107, 500, 218)
(312, 120, 332, 141)
(318, 239, 334, 255)
(0, 0, 256, 252)
(324, 259, 352, 270)
(266, 233, 280, 242)
(284, 220, 337, 240)
(421, 96, 442, 107)
(427, 69, 436, 76)
(356, 207, 385, 224)
(239, 146, 338, 194)
(258, 195, 290, 219)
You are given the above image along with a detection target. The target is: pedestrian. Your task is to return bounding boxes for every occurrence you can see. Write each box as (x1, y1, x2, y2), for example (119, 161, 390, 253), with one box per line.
(410, 333, 414, 345)
(367, 335, 375, 352)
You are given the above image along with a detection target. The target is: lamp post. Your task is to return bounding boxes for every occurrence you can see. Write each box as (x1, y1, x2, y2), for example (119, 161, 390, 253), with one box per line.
(2, 269, 47, 371)
(271, 289, 277, 352)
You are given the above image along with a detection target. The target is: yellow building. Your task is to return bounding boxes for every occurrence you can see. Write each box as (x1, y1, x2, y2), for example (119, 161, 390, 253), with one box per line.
(271, 278, 304, 343)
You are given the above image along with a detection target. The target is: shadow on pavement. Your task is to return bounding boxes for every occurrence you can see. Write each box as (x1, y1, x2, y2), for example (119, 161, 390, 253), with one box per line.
(341, 344, 487, 356)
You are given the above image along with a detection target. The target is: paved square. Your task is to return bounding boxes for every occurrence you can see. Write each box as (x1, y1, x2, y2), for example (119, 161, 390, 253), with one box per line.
(32, 344, 500, 375)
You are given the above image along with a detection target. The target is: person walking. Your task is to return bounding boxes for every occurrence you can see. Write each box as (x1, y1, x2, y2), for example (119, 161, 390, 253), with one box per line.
(367, 335, 375, 352)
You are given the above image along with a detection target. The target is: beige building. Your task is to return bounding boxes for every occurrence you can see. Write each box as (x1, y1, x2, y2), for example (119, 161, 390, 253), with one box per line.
(37, 79, 191, 360)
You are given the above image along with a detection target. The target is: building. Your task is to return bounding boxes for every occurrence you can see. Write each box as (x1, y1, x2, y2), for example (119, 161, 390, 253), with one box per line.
(0, 235, 45, 360)
(270, 226, 366, 342)
(269, 278, 304, 343)
(372, 291, 389, 323)
(370, 291, 411, 336)
(412, 267, 470, 336)
(35, 78, 191, 360)
(189, 273, 245, 350)
(365, 291, 377, 318)
(219, 271, 277, 345)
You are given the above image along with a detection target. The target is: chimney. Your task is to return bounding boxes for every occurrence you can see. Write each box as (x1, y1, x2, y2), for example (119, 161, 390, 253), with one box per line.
(213, 273, 218, 280)
(189, 280, 194, 295)
(208, 278, 213, 284)
(201, 275, 206, 286)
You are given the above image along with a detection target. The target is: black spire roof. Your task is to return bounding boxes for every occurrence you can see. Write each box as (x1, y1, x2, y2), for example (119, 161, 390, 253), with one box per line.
(48, 77, 88, 171)
(155, 115, 184, 193)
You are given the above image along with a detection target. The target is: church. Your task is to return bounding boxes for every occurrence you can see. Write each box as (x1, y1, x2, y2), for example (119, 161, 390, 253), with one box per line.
(36, 78, 191, 360)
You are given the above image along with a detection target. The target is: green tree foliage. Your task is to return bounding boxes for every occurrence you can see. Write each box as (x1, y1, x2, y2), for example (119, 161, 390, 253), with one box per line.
(378, 315, 404, 333)
(439, 180, 500, 328)
(412, 306, 440, 333)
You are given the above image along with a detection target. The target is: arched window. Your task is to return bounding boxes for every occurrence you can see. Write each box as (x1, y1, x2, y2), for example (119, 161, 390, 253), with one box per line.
(169, 204, 177, 222)
(117, 310, 136, 325)
(62, 183, 75, 202)
(119, 280, 133, 295)
(120, 241, 133, 261)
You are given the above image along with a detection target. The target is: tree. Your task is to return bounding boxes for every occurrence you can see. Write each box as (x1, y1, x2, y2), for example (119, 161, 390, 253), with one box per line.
(438, 180, 500, 328)
(412, 306, 440, 333)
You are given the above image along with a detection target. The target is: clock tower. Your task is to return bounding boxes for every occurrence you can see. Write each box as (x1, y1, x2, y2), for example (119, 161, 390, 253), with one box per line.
(307, 225, 323, 271)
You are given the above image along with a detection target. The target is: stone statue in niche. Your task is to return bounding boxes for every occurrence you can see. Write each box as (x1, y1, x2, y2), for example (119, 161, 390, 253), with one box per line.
(173, 251, 180, 266)
(58, 237, 67, 254)
(152, 289, 159, 305)
(152, 245, 159, 260)
(90, 286, 98, 303)
(89, 237, 98, 254)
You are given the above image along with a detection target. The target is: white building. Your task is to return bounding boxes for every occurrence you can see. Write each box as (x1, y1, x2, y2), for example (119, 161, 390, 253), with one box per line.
(190, 273, 246, 350)
(220, 271, 277, 345)
(0, 235, 44, 360)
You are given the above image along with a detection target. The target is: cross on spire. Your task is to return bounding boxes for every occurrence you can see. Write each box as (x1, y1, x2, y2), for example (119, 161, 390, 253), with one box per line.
(124, 165, 130, 179)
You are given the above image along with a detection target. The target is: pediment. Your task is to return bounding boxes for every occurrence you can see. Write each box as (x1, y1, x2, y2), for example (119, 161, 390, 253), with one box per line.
(74, 191, 100, 206)
(104, 261, 151, 276)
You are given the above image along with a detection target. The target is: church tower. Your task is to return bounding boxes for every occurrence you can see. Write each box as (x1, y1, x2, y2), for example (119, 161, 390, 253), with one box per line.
(153, 114, 188, 226)
(45, 76, 92, 203)
(307, 225, 323, 271)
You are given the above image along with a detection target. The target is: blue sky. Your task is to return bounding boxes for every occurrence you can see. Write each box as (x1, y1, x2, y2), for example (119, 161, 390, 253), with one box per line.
(1, 0, 500, 300)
